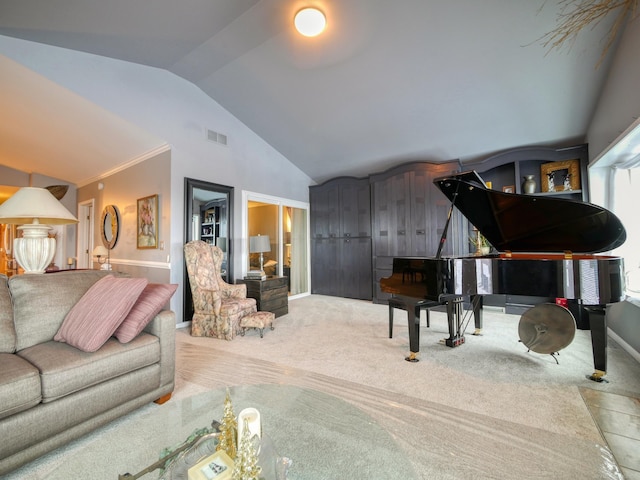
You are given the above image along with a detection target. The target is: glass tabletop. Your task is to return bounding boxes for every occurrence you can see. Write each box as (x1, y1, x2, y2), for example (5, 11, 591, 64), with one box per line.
(117, 384, 418, 479)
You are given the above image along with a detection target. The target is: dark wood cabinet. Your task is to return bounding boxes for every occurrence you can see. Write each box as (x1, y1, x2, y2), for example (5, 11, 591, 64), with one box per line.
(238, 276, 288, 317)
(310, 177, 372, 300)
(369, 161, 460, 303)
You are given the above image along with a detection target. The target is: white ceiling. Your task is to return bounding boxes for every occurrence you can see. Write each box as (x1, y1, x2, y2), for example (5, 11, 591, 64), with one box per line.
(0, 0, 624, 185)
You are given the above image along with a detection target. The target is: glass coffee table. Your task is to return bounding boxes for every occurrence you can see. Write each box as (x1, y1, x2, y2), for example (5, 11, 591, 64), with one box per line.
(116, 384, 418, 479)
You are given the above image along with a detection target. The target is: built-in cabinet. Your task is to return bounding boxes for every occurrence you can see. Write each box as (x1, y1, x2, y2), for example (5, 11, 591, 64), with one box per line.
(465, 144, 589, 202)
(310, 177, 372, 300)
(370, 161, 460, 303)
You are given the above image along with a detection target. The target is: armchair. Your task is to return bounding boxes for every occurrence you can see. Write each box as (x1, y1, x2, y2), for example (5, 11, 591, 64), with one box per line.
(184, 241, 257, 339)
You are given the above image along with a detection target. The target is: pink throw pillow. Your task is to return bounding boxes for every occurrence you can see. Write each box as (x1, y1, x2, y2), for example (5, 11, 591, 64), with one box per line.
(54, 276, 148, 352)
(114, 283, 178, 343)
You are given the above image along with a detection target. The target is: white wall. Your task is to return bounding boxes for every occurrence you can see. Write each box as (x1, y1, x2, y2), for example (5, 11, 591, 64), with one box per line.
(586, 16, 640, 355)
(0, 36, 314, 322)
(587, 16, 640, 161)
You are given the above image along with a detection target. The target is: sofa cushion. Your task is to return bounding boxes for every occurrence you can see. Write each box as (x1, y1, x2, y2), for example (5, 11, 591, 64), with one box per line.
(54, 276, 148, 352)
(10, 270, 120, 351)
(17, 334, 160, 403)
(114, 283, 178, 343)
(0, 275, 16, 353)
(0, 353, 41, 420)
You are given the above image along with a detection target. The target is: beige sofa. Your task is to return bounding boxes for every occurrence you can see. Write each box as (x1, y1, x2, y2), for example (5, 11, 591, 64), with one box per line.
(0, 270, 176, 475)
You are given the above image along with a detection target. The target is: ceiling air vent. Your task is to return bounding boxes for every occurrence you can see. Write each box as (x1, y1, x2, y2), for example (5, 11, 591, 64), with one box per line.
(206, 128, 228, 146)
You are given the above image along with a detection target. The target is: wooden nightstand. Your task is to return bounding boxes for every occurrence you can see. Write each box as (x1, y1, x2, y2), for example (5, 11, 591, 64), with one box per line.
(238, 276, 288, 317)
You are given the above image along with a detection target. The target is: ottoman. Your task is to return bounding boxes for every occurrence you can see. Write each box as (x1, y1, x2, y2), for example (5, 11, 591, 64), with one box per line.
(240, 311, 276, 338)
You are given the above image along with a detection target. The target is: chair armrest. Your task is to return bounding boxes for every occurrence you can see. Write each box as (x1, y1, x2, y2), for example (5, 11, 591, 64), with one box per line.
(220, 282, 247, 299)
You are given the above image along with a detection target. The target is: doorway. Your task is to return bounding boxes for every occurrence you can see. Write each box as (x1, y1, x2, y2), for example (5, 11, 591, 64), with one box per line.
(243, 192, 310, 298)
(184, 178, 234, 324)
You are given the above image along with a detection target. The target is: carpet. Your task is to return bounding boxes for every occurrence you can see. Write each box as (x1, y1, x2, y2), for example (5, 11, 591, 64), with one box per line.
(177, 295, 640, 441)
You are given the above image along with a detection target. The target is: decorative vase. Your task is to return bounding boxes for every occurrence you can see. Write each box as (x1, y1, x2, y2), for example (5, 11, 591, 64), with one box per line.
(522, 175, 536, 194)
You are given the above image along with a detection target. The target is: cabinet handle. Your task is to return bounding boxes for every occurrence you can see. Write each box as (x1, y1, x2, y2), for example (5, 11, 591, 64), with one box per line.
(397, 230, 406, 236)
(416, 229, 425, 235)
(344, 233, 351, 237)
(329, 233, 336, 238)
(345, 239, 351, 243)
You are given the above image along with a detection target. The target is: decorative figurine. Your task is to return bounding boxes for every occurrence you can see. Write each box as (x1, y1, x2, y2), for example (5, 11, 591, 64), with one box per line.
(232, 418, 262, 480)
(216, 389, 237, 460)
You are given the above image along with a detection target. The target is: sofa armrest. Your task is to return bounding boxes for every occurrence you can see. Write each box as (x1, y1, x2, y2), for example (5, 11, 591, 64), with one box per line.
(143, 310, 175, 390)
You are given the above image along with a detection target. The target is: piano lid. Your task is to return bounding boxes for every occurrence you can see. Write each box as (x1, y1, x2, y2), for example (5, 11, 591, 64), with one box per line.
(434, 171, 626, 254)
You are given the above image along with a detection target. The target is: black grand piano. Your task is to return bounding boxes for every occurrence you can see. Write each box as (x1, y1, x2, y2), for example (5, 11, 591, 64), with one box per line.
(380, 171, 626, 381)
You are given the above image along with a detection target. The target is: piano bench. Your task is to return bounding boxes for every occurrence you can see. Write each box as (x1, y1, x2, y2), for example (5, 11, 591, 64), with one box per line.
(388, 298, 440, 338)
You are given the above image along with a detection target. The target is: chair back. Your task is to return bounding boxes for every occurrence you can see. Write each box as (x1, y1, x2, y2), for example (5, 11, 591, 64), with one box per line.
(184, 241, 221, 293)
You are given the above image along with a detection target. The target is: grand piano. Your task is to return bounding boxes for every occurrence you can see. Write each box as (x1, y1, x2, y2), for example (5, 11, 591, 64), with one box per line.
(380, 171, 627, 381)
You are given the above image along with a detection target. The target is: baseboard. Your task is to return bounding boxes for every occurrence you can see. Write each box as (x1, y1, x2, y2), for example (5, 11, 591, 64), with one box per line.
(609, 327, 640, 364)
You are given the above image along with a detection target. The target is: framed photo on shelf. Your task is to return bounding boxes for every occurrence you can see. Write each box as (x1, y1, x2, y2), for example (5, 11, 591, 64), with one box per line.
(540, 160, 580, 193)
(502, 185, 515, 193)
(137, 194, 158, 249)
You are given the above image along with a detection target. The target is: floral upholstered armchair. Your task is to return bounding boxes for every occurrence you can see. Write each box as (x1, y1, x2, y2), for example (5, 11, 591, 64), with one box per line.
(184, 241, 257, 339)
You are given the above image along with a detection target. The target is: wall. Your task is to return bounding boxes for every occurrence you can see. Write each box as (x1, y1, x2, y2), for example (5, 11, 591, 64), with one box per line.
(77, 150, 171, 284)
(0, 36, 314, 323)
(586, 16, 640, 355)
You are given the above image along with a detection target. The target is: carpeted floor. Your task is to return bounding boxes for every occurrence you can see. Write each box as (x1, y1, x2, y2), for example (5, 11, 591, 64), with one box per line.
(7, 294, 640, 479)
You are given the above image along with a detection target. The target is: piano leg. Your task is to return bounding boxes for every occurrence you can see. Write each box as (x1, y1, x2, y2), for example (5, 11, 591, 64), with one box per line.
(405, 299, 421, 362)
(445, 296, 465, 348)
(471, 294, 483, 335)
(586, 306, 608, 382)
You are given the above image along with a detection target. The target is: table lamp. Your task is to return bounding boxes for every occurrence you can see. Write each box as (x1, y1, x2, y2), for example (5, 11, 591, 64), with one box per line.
(92, 245, 111, 270)
(0, 187, 78, 274)
(249, 234, 271, 274)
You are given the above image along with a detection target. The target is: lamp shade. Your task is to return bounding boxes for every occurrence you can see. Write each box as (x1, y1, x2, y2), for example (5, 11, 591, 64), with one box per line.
(0, 187, 78, 274)
(249, 235, 271, 253)
(92, 245, 109, 257)
(0, 187, 78, 225)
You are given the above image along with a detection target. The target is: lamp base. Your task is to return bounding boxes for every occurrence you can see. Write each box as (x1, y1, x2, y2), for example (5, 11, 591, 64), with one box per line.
(14, 224, 55, 274)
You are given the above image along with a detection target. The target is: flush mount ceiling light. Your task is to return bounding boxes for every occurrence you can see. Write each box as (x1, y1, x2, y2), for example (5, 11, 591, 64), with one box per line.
(294, 7, 326, 37)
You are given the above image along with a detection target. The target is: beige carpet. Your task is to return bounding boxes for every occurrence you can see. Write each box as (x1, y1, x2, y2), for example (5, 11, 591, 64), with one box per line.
(177, 295, 640, 441)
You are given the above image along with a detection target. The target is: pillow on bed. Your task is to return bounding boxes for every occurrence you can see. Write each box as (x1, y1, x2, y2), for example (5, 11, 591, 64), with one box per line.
(113, 283, 178, 343)
(54, 276, 148, 352)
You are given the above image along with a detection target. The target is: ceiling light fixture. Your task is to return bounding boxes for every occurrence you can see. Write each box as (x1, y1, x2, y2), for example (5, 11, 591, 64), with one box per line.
(294, 7, 326, 37)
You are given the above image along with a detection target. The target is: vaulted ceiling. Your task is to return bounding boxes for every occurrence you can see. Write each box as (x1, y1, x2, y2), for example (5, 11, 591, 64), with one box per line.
(0, 0, 624, 185)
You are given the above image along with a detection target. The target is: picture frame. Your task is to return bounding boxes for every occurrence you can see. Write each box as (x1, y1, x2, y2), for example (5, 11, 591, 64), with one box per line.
(137, 194, 158, 249)
(540, 159, 580, 193)
(187, 450, 234, 480)
(502, 185, 515, 193)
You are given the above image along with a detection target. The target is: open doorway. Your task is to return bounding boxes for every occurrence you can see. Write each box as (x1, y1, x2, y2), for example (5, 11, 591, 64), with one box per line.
(243, 192, 310, 298)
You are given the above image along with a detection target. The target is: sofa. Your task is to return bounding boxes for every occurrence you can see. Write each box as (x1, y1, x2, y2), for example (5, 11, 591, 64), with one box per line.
(0, 270, 177, 475)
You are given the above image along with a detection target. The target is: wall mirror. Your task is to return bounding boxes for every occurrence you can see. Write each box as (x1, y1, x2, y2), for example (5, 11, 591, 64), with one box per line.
(100, 205, 120, 250)
(184, 178, 234, 324)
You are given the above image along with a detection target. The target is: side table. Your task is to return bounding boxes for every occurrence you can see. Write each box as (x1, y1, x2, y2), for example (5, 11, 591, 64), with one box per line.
(238, 276, 288, 317)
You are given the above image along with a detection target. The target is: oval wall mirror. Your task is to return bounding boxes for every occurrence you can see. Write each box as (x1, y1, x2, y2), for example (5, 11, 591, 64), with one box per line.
(100, 205, 120, 250)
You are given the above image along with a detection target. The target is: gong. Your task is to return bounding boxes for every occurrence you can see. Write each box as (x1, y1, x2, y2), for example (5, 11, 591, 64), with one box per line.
(518, 303, 576, 355)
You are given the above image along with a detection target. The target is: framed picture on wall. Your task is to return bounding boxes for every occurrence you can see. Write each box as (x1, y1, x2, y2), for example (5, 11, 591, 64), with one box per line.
(137, 194, 158, 249)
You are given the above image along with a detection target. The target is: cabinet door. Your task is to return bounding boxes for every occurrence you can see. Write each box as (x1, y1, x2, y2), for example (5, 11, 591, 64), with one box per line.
(340, 180, 371, 238)
(340, 237, 372, 300)
(409, 169, 430, 257)
(311, 238, 340, 296)
(372, 171, 412, 256)
(310, 183, 340, 238)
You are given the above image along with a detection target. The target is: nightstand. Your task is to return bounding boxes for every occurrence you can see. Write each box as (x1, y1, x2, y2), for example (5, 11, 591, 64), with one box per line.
(238, 276, 288, 317)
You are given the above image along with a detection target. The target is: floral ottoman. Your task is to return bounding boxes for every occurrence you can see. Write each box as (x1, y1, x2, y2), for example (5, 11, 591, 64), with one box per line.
(239, 311, 275, 338)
